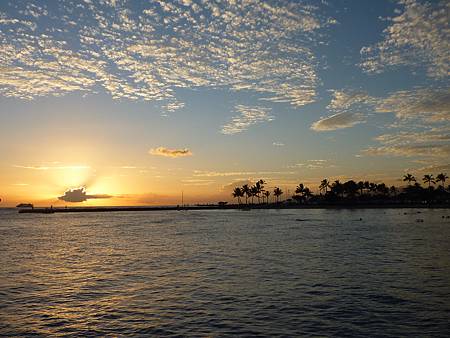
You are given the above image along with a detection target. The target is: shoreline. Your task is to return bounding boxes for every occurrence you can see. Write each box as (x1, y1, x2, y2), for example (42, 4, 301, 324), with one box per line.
(17, 203, 450, 214)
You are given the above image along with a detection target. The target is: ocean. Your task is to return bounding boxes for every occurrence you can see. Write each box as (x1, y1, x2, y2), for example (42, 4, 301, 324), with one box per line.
(1, 208, 449, 336)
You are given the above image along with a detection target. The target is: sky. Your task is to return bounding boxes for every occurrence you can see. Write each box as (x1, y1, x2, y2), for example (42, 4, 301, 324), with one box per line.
(0, 0, 449, 206)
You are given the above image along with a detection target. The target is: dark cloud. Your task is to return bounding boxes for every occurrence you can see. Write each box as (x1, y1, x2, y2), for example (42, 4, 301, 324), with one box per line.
(58, 187, 111, 203)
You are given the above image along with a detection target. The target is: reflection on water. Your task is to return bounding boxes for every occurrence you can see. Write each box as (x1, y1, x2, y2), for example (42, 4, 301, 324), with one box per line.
(1, 208, 449, 336)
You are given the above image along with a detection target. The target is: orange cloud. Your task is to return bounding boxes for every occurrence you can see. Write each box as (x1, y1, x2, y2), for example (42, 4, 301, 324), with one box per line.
(149, 147, 193, 158)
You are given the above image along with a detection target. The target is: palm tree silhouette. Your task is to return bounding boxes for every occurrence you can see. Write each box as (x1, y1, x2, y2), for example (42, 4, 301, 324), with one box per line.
(294, 183, 313, 203)
(376, 183, 389, 196)
(250, 185, 258, 204)
(319, 179, 330, 195)
(226, 173, 448, 208)
(241, 184, 251, 204)
(303, 187, 313, 202)
(295, 183, 305, 195)
(423, 174, 435, 188)
(436, 173, 448, 187)
(357, 181, 365, 196)
(403, 173, 416, 185)
(364, 181, 370, 192)
(263, 190, 270, 204)
(389, 185, 397, 196)
(232, 187, 243, 204)
(331, 180, 344, 198)
(343, 180, 358, 197)
(273, 187, 283, 203)
(254, 179, 265, 204)
(369, 182, 378, 195)
(293, 183, 306, 203)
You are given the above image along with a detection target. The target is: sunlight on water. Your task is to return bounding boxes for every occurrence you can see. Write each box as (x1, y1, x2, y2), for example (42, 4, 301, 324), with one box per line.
(1, 208, 449, 336)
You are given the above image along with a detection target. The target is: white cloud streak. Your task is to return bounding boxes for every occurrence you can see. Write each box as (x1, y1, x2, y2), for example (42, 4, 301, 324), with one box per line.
(221, 105, 274, 134)
(360, 0, 449, 78)
(311, 112, 365, 131)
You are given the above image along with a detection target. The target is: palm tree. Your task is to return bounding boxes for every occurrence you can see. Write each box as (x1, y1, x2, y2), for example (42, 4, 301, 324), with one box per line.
(273, 187, 283, 203)
(368, 182, 378, 195)
(436, 173, 448, 187)
(254, 179, 265, 204)
(293, 183, 307, 203)
(241, 184, 251, 204)
(331, 180, 344, 198)
(423, 174, 435, 188)
(303, 187, 313, 202)
(403, 173, 416, 185)
(343, 180, 359, 197)
(357, 181, 365, 196)
(389, 185, 397, 196)
(263, 190, 270, 204)
(295, 183, 305, 195)
(250, 185, 258, 204)
(232, 187, 243, 204)
(319, 179, 330, 195)
(364, 181, 370, 192)
(376, 183, 389, 196)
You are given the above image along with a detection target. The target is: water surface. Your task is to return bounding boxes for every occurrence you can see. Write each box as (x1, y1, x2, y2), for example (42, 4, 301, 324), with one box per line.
(1, 208, 449, 336)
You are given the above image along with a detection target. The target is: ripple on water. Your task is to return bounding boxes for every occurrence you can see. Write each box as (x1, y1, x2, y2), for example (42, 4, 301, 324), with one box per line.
(0, 208, 449, 336)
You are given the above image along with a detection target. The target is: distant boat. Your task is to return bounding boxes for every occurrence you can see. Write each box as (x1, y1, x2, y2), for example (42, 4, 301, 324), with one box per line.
(16, 203, 34, 209)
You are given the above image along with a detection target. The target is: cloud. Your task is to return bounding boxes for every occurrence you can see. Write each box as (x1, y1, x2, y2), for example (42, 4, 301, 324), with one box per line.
(362, 127, 450, 159)
(363, 144, 450, 158)
(310, 90, 376, 131)
(181, 179, 214, 186)
(414, 163, 450, 173)
(58, 187, 111, 202)
(288, 159, 333, 169)
(311, 112, 365, 131)
(221, 105, 274, 134)
(360, 0, 449, 78)
(149, 147, 193, 158)
(13, 164, 90, 170)
(327, 90, 376, 111)
(160, 100, 185, 115)
(311, 87, 450, 132)
(355, 88, 450, 159)
(193, 170, 296, 177)
(221, 180, 254, 194)
(0, 1, 333, 107)
(375, 88, 450, 121)
(374, 129, 450, 145)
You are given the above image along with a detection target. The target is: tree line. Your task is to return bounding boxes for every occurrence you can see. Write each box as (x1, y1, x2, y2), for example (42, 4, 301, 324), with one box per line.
(232, 173, 449, 205)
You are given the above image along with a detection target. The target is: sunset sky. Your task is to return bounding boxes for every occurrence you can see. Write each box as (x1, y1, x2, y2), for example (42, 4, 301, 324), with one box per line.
(0, 0, 449, 206)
